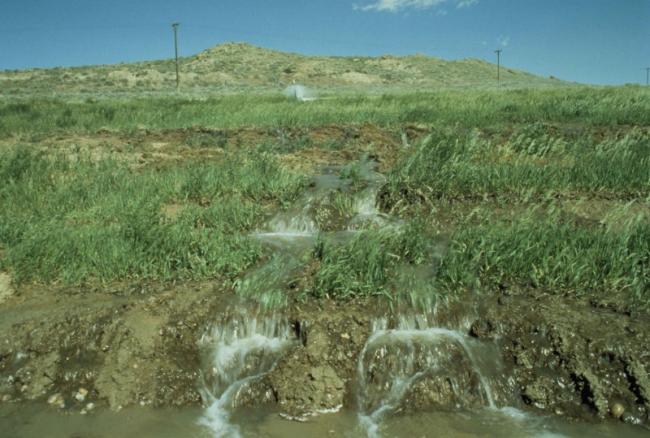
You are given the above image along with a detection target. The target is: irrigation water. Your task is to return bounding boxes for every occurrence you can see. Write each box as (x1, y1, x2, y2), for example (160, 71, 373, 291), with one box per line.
(198, 316, 296, 437)
(356, 315, 505, 437)
(283, 84, 317, 102)
(3, 162, 649, 437)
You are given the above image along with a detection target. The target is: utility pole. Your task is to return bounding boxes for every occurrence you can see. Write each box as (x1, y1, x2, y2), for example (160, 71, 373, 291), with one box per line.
(494, 49, 502, 85)
(172, 23, 180, 89)
(646, 67, 650, 86)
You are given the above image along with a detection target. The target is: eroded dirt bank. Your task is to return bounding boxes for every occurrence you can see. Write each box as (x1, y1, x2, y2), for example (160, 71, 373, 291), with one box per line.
(0, 282, 648, 430)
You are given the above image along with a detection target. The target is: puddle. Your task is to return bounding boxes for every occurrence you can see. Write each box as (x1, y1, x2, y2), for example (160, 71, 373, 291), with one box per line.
(2, 403, 648, 438)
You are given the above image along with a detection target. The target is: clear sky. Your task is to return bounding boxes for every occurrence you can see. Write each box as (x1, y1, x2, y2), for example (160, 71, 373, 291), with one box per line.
(1, 0, 648, 85)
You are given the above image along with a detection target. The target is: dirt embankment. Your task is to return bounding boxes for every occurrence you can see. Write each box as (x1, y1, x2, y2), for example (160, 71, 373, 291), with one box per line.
(472, 291, 650, 425)
(0, 282, 221, 411)
(0, 280, 648, 429)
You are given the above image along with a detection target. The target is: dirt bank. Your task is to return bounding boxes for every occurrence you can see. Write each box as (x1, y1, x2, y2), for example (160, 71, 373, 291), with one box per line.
(473, 289, 650, 425)
(0, 281, 648, 430)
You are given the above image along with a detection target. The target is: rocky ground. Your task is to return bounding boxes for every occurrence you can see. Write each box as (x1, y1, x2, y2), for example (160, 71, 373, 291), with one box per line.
(0, 278, 648, 431)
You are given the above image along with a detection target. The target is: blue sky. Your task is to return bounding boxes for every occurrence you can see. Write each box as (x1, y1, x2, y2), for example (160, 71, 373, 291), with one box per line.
(1, 0, 648, 85)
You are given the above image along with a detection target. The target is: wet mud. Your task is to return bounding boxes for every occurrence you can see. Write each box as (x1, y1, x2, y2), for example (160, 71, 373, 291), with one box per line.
(1, 282, 649, 431)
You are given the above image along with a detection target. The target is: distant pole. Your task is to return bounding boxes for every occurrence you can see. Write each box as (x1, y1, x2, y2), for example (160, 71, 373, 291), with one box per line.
(494, 49, 502, 85)
(646, 67, 650, 86)
(172, 23, 180, 89)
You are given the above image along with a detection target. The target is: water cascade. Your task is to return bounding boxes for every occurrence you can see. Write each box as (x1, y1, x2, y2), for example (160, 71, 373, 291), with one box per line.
(261, 195, 319, 238)
(198, 316, 296, 437)
(255, 161, 389, 242)
(356, 316, 505, 437)
(347, 185, 391, 230)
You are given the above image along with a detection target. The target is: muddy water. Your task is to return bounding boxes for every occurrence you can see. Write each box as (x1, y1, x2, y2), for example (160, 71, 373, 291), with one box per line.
(2, 403, 649, 438)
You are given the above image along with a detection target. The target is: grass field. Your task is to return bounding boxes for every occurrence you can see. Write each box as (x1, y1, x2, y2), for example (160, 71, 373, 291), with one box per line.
(0, 148, 305, 283)
(0, 86, 648, 307)
(1, 87, 650, 138)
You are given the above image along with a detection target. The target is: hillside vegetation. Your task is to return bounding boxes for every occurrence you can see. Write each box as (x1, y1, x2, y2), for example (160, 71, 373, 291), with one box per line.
(0, 42, 561, 96)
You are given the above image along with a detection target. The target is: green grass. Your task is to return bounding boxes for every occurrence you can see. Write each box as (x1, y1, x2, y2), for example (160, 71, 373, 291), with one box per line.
(303, 204, 649, 306)
(0, 147, 305, 284)
(300, 108, 650, 306)
(235, 254, 304, 309)
(383, 127, 650, 205)
(1, 87, 649, 138)
(435, 206, 650, 303)
(1, 85, 649, 308)
(309, 220, 433, 300)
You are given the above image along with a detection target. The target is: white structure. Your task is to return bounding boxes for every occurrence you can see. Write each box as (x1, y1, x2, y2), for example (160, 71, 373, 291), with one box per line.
(283, 84, 317, 102)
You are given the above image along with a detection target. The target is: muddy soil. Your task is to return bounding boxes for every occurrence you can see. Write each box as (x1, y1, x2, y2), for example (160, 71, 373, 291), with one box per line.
(0, 124, 416, 173)
(0, 281, 225, 411)
(1, 278, 649, 431)
(472, 289, 650, 425)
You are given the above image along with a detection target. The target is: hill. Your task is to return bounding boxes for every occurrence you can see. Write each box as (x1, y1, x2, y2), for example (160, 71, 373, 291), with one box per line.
(0, 42, 562, 96)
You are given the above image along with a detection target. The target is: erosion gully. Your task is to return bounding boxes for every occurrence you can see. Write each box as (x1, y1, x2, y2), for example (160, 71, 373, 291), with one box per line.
(1, 160, 648, 438)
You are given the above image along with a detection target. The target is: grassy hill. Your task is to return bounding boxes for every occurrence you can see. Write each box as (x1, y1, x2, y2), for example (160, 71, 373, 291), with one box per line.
(0, 42, 563, 96)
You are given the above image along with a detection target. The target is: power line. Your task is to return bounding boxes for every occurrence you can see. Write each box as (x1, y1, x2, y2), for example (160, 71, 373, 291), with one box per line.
(494, 49, 502, 84)
(172, 23, 180, 89)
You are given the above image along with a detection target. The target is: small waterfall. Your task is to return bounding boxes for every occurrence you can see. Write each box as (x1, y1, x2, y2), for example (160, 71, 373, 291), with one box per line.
(260, 194, 318, 238)
(356, 316, 501, 438)
(256, 160, 391, 239)
(256, 166, 349, 239)
(348, 186, 385, 230)
(198, 316, 296, 437)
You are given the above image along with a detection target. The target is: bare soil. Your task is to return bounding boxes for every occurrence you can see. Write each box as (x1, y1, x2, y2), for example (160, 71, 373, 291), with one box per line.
(1, 280, 648, 430)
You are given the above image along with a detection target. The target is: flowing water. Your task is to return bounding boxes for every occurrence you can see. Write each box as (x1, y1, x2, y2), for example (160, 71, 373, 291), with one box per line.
(167, 165, 650, 436)
(3, 163, 650, 437)
(198, 316, 296, 437)
(356, 315, 508, 437)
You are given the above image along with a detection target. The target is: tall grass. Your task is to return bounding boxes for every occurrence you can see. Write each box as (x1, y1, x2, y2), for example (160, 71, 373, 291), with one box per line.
(1, 86, 649, 137)
(0, 147, 305, 284)
(309, 220, 432, 299)
(305, 205, 649, 305)
(435, 207, 650, 304)
(383, 128, 650, 204)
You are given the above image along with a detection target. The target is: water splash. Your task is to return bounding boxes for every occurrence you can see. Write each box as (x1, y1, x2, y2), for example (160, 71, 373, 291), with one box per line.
(356, 316, 500, 437)
(283, 84, 317, 102)
(198, 316, 295, 437)
(347, 186, 392, 230)
(255, 193, 318, 240)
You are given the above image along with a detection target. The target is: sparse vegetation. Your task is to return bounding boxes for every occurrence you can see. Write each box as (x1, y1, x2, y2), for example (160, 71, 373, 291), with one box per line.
(0, 42, 557, 97)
